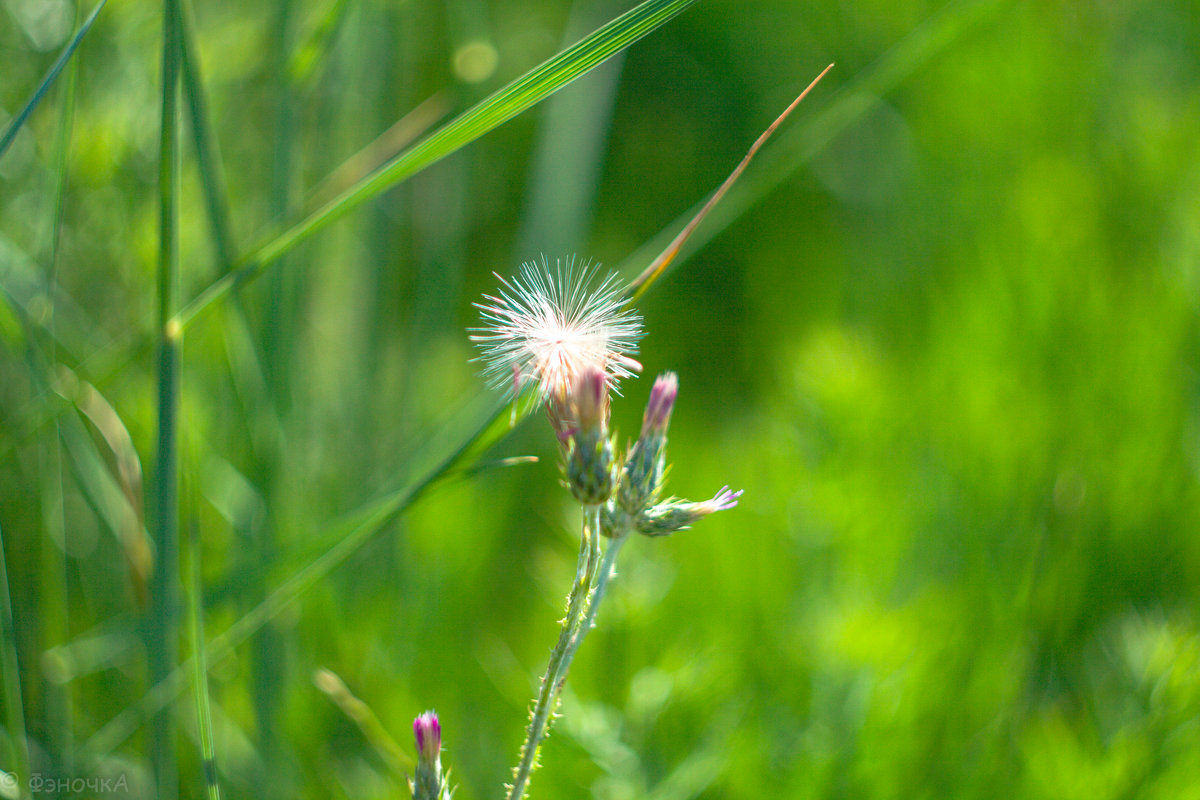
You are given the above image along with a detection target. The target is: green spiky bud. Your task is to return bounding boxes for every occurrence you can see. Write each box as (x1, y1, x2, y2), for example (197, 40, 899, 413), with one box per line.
(619, 373, 677, 515)
(634, 487, 744, 537)
(565, 366, 615, 505)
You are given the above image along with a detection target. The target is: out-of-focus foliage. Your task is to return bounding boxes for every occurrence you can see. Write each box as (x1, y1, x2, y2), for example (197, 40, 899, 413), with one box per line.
(3, 0, 1200, 798)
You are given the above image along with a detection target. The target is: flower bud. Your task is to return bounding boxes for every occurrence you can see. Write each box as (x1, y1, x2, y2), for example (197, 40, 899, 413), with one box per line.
(566, 430, 616, 505)
(641, 372, 677, 438)
(634, 486, 743, 537)
(414, 711, 441, 763)
(411, 710, 447, 800)
(619, 373, 677, 516)
(565, 366, 616, 505)
(572, 364, 609, 434)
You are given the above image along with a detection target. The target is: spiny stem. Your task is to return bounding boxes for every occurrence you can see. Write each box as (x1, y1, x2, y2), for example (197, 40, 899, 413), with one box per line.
(552, 507, 605, 696)
(564, 531, 628, 668)
(507, 505, 601, 800)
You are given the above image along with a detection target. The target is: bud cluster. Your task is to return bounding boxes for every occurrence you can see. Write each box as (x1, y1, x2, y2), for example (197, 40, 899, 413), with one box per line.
(557, 370, 740, 538)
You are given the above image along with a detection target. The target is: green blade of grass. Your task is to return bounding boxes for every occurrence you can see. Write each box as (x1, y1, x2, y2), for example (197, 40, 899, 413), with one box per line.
(0, 0, 106, 161)
(170, 0, 698, 332)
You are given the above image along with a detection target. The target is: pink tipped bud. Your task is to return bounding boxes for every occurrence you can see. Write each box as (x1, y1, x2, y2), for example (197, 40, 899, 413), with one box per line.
(414, 710, 441, 763)
(571, 364, 609, 434)
(641, 373, 678, 438)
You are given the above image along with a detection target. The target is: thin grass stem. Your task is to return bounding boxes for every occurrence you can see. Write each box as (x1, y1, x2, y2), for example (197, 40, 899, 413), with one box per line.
(36, 20, 81, 779)
(149, 0, 184, 796)
(0, 522, 30, 800)
(313, 669, 413, 779)
(0, 0, 106, 160)
(184, 511, 221, 800)
(179, 0, 236, 273)
(624, 63, 834, 303)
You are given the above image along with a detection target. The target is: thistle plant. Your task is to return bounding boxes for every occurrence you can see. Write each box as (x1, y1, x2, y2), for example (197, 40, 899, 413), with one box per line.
(472, 261, 742, 799)
(457, 62, 832, 799)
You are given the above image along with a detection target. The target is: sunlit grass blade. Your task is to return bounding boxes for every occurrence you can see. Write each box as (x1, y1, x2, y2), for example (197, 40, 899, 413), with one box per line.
(0, 0, 106, 161)
(313, 669, 413, 779)
(516, 1, 630, 257)
(57, 390, 152, 604)
(170, 0, 698, 332)
(624, 63, 834, 303)
(71, 373, 146, 529)
(617, 0, 1010, 287)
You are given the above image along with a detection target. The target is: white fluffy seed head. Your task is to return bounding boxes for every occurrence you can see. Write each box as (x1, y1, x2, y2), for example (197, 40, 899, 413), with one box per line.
(470, 257, 644, 406)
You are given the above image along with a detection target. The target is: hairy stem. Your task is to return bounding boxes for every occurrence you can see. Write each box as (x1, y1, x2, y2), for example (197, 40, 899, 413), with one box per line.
(563, 530, 628, 669)
(507, 505, 601, 800)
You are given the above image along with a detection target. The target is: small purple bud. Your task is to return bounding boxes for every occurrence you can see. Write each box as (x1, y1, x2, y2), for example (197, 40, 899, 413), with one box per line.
(414, 710, 441, 763)
(641, 373, 678, 438)
(571, 364, 609, 433)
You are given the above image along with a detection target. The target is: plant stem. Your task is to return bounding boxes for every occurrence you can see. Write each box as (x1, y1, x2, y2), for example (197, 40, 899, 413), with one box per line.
(506, 505, 601, 800)
(178, 0, 236, 274)
(184, 511, 221, 800)
(0, 522, 30, 800)
(563, 531, 628, 668)
(150, 0, 183, 796)
(550, 507, 604, 697)
(39, 15, 80, 780)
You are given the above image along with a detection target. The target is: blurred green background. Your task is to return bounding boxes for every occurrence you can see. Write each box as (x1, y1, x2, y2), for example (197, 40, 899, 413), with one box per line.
(4, 0, 1200, 797)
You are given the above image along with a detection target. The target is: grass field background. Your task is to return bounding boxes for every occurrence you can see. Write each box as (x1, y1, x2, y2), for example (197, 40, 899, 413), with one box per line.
(3, 0, 1200, 797)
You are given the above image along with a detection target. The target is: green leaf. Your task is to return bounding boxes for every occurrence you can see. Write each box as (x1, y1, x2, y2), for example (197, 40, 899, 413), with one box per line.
(171, 0, 698, 331)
